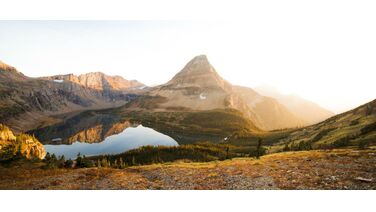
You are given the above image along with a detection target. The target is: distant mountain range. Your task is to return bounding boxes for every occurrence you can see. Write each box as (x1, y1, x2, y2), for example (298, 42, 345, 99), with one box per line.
(0, 56, 338, 133)
(254, 85, 334, 125)
(41, 72, 144, 92)
(0, 60, 141, 132)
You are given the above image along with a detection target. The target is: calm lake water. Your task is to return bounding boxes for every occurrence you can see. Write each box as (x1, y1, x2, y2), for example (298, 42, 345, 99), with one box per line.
(29, 112, 178, 159)
(44, 125, 178, 159)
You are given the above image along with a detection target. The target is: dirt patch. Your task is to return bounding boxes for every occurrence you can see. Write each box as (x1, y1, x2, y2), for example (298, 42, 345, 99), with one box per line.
(1, 149, 375, 189)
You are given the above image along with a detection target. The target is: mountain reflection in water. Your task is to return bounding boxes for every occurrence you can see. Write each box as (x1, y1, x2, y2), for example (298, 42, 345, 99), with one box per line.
(29, 112, 178, 159)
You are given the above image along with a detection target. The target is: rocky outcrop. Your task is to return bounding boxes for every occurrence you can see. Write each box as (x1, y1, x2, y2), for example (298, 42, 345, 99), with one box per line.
(0, 124, 46, 160)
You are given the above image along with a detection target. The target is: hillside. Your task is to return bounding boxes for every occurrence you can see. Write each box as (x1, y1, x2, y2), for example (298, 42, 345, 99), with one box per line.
(271, 99, 376, 151)
(233, 86, 304, 130)
(127, 55, 305, 131)
(255, 85, 334, 124)
(0, 60, 139, 132)
(1, 149, 375, 189)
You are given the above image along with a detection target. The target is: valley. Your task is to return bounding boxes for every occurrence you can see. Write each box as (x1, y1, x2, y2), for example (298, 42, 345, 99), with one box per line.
(0, 55, 375, 190)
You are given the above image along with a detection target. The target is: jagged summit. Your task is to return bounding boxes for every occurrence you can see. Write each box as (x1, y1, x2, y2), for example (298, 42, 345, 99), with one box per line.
(180, 55, 214, 73)
(43, 72, 144, 91)
(172, 55, 216, 77)
(166, 55, 231, 92)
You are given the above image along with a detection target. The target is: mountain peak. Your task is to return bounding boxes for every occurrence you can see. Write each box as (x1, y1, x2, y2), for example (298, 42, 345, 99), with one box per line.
(191, 54, 208, 62)
(165, 55, 231, 92)
(180, 54, 215, 74)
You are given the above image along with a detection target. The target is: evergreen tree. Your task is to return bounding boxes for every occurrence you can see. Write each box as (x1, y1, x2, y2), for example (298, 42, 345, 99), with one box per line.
(51, 153, 57, 162)
(65, 159, 73, 168)
(58, 155, 66, 168)
(101, 158, 108, 168)
(44, 152, 51, 162)
(76, 152, 82, 167)
(283, 143, 290, 152)
(131, 156, 136, 166)
(255, 138, 265, 159)
(119, 157, 125, 169)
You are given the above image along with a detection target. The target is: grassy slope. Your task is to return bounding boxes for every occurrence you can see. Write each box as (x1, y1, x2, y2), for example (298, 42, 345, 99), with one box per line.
(268, 99, 376, 152)
(1, 148, 375, 189)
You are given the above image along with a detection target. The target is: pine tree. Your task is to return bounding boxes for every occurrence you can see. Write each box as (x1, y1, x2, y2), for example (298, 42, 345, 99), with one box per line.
(119, 157, 125, 169)
(131, 156, 136, 166)
(58, 155, 66, 168)
(283, 143, 290, 152)
(255, 138, 265, 159)
(51, 153, 57, 162)
(101, 158, 108, 168)
(76, 152, 83, 167)
(44, 152, 51, 161)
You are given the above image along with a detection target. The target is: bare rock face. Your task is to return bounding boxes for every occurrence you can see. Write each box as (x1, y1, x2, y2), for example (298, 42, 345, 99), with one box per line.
(166, 55, 232, 92)
(44, 72, 144, 91)
(149, 55, 234, 110)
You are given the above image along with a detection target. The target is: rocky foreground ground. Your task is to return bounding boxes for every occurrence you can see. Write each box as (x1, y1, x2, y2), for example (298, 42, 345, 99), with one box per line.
(1, 149, 375, 189)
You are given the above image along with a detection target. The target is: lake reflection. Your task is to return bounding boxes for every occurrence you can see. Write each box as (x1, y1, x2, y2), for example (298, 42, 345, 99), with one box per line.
(29, 111, 178, 159)
(44, 125, 178, 159)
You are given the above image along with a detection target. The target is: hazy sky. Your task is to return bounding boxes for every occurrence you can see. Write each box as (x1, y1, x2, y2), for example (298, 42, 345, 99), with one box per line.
(0, 20, 375, 113)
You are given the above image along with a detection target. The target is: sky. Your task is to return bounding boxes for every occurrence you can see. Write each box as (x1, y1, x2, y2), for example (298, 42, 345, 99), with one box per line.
(0, 19, 375, 113)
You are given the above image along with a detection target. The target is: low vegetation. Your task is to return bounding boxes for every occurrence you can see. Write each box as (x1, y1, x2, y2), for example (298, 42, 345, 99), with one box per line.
(1, 148, 375, 189)
(90, 143, 235, 167)
(269, 100, 376, 152)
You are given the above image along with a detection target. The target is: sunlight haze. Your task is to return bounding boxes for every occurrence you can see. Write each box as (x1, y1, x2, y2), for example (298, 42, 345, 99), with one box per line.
(0, 20, 375, 113)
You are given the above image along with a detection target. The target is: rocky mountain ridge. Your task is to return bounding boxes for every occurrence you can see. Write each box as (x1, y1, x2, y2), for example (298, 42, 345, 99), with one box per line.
(0, 61, 139, 132)
(42, 72, 144, 92)
(138, 55, 306, 130)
